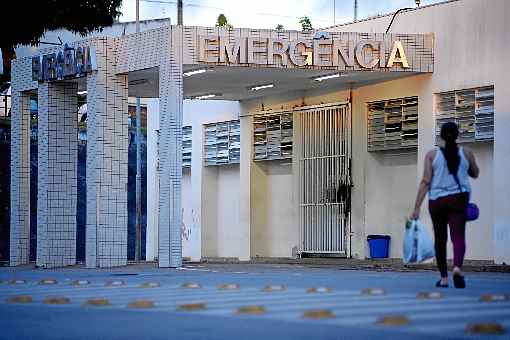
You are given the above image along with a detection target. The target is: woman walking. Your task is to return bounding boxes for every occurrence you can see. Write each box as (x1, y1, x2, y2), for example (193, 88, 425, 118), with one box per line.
(410, 122, 479, 288)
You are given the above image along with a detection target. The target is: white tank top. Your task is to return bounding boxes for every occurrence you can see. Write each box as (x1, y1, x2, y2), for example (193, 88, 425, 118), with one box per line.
(429, 147, 471, 200)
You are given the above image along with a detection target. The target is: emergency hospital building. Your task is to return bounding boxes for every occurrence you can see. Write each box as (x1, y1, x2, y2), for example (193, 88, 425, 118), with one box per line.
(9, 0, 510, 268)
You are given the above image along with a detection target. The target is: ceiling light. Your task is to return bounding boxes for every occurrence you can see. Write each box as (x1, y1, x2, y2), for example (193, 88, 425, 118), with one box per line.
(129, 79, 149, 86)
(77, 90, 87, 95)
(183, 68, 207, 77)
(314, 73, 341, 82)
(250, 83, 274, 91)
(194, 93, 217, 100)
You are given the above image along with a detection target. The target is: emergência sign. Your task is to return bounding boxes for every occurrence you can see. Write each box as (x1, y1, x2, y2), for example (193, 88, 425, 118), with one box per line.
(32, 44, 96, 82)
(198, 35, 409, 69)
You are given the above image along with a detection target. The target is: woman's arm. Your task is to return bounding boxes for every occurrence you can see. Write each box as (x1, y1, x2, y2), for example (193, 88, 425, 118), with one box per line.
(410, 150, 434, 220)
(464, 148, 480, 178)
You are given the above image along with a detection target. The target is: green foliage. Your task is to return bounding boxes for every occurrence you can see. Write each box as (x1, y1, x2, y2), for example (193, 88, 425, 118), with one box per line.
(215, 13, 233, 29)
(275, 24, 284, 31)
(299, 16, 313, 32)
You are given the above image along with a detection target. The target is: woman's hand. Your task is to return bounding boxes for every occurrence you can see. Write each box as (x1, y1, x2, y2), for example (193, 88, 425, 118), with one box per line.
(409, 208, 420, 221)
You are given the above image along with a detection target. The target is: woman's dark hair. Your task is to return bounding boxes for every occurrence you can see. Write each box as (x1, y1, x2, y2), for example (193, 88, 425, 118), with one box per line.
(440, 122, 460, 175)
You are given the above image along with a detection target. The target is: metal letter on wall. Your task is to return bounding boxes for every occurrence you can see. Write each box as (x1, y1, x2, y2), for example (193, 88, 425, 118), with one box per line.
(63, 45, 75, 77)
(332, 40, 354, 67)
(56, 51, 65, 79)
(387, 41, 409, 68)
(355, 41, 380, 69)
(289, 39, 311, 67)
(43, 53, 57, 80)
(32, 56, 41, 81)
(199, 35, 220, 63)
(267, 39, 289, 66)
(313, 39, 333, 67)
(247, 38, 268, 65)
(219, 37, 246, 64)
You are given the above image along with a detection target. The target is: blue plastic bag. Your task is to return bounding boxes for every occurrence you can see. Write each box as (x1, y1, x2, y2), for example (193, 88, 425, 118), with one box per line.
(403, 220, 435, 264)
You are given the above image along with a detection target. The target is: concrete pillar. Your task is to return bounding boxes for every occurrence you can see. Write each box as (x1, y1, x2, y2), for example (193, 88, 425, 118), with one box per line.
(36, 82, 78, 268)
(86, 39, 129, 268)
(158, 26, 183, 268)
(146, 99, 160, 262)
(9, 88, 31, 266)
(238, 115, 252, 261)
(493, 82, 510, 264)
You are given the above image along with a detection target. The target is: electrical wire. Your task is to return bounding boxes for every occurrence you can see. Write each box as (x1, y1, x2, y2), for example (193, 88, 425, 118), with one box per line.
(139, 0, 331, 23)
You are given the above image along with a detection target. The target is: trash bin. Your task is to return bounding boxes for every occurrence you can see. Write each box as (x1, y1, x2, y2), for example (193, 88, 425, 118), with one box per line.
(367, 235, 391, 259)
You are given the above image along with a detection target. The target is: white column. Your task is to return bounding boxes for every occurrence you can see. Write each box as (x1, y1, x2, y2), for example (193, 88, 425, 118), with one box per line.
(146, 99, 160, 262)
(36, 82, 78, 268)
(493, 81, 510, 264)
(158, 26, 183, 268)
(238, 115, 252, 261)
(86, 38, 129, 268)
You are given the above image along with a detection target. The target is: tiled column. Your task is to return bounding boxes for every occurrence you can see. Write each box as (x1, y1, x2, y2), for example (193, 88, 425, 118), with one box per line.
(86, 39, 129, 268)
(9, 89, 31, 266)
(158, 26, 183, 268)
(36, 82, 78, 268)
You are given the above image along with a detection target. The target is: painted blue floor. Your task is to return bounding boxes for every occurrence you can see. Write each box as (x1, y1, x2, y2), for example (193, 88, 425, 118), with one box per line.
(0, 264, 509, 339)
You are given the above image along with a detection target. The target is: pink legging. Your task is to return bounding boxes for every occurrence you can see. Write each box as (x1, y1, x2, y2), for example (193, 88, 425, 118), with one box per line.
(428, 193, 467, 277)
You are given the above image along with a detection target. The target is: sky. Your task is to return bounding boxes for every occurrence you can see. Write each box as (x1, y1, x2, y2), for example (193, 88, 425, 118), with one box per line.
(119, 0, 447, 30)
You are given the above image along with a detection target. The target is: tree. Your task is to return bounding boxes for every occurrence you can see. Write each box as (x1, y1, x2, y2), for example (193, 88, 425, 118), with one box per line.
(0, 0, 123, 84)
(275, 24, 284, 31)
(215, 14, 233, 29)
(299, 16, 313, 32)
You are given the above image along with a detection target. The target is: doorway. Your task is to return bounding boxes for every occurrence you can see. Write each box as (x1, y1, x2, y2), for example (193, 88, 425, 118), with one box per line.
(295, 102, 352, 256)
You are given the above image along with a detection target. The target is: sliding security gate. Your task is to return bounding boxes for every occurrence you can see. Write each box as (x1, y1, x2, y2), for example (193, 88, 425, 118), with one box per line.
(296, 103, 352, 256)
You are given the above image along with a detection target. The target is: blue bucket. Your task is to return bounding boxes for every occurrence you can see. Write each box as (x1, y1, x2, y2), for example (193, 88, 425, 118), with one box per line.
(367, 235, 391, 259)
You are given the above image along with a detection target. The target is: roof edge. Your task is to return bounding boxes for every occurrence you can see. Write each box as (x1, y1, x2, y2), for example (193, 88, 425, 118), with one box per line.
(321, 0, 460, 30)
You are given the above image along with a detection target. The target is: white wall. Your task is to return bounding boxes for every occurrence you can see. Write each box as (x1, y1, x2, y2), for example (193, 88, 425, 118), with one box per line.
(329, 0, 508, 261)
(146, 99, 241, 261)
(250, 162, 296, 258)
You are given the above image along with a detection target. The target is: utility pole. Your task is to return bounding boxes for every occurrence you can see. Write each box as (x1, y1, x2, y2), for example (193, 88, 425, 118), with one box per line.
(333, 0, 336, 26)
(354, 0, 358, 22)
(177, 0, 183, 25)
(135, 0, 142, 262)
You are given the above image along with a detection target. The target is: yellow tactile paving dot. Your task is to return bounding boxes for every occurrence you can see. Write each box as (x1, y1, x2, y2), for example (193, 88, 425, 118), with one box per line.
(8, 280, 26, 285)
(127, 300, 155, 308)
(307, 287, 332, 293)
(44, 296, 70, 305)
(217, 283, 240, 290)
(465, 323, 506, 335)
(262, 285, 286, 292)
(6, 295, 32, 304)
(140, 282, 160, 288)
(177, 303, 207, 311)
(376, 315, 410, 326)
(302, 310, 335, 320)
(38, 279, 57, 285)
(105, 280, 125, 287)
(479, 294, 509, 302)
(237, 305, 266, 315)
(416, 292, 443, 299)
(83, 298, 111, 307)
(361, 288, 385, 296)
(72, 280, 91, 286)
(181, 282, 201, 289)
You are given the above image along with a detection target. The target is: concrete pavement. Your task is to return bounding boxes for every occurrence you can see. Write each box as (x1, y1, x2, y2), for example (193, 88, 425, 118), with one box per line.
(0, 264, 509, 339)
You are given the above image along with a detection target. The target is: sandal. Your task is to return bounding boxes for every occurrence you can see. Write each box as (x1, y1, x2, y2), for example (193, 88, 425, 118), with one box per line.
(453, 273, 466, 289)
(435, 280, 449, 288)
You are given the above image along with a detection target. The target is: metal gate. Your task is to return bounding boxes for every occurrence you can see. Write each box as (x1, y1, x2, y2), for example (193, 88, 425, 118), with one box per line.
(296, 102, 352, 256)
